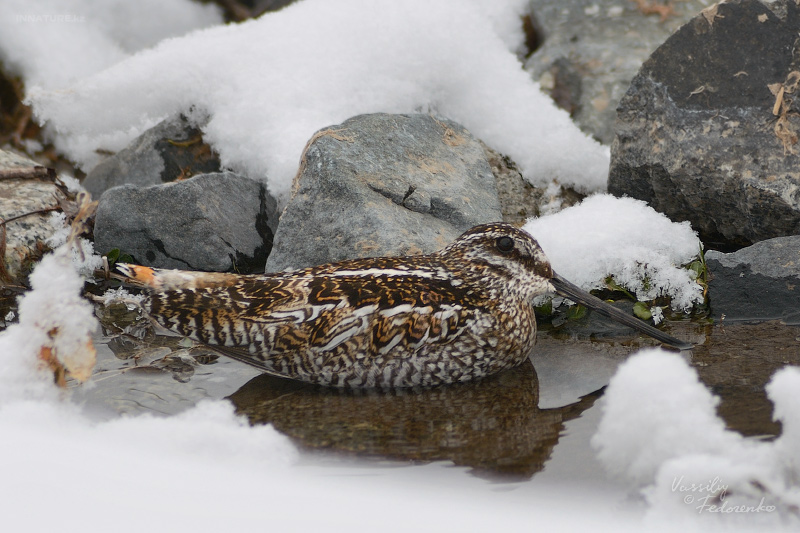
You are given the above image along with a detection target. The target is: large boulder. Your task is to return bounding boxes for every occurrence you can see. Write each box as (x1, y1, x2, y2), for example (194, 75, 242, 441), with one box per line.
(94, 172, 277, 273)
(266, 113, 502, 272)
(609, 0, 800, 249)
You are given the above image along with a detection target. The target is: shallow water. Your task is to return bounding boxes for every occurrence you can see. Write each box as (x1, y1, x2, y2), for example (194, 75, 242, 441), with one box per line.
(65, 302, 800, 481)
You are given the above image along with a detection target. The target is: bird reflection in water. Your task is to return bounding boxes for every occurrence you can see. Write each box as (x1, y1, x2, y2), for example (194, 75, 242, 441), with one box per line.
(228, 360, 602, 480)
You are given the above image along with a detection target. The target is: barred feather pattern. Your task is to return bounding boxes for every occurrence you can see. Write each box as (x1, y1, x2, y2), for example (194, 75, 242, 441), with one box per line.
(117, 223, 555, 388)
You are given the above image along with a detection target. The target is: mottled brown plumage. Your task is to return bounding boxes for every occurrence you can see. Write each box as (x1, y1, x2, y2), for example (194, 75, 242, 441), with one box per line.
(116, 223, 690, 388)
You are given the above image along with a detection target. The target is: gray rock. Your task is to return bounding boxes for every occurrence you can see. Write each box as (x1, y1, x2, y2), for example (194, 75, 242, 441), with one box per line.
(94, 172, 277, 273)
(706, 236, 800, 322)
(83, 114, 222, 198)
(266, 113, 502, 272)
(482, 141, 543, 225)
(525, 0, 709, 144)
(482, 141, 583, 224)
(609, 0, 800, 249)
(0, 149, 61, 283)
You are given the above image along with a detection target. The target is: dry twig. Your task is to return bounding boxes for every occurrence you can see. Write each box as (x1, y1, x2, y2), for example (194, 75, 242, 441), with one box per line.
(768, 71, 800, 154)
(0, 166, 56, 181)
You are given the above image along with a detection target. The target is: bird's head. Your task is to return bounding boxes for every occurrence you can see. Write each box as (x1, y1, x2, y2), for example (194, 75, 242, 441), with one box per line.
(437, 223, 554, 301)
(439, 223, 692, 350)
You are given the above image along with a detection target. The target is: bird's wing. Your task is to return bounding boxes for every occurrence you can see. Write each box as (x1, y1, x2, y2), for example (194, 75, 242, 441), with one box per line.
(135, 267, 480, 354)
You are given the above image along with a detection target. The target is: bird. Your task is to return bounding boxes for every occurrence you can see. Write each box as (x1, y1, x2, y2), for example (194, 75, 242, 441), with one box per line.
(115, 223, 691, 388)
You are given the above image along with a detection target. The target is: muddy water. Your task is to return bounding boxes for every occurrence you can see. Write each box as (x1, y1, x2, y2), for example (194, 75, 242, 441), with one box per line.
(688, 320, 800, 437)
(55, 301, 800, 480)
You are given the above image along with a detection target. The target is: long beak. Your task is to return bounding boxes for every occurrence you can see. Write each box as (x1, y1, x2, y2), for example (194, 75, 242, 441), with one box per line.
(549, 273, 693, 350)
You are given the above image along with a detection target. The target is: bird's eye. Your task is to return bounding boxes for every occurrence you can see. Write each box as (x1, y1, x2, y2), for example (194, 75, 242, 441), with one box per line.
(496, 236, 514, 253)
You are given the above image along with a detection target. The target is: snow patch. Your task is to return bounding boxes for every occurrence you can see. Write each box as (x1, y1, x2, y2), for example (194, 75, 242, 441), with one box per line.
(0, 245, 98, 399)
(0, 0, 221, 88)
(45, 211, 103, 278)
(593, 350, 800, 526)
(524, 195, 703, 310)
(16, 0, 609, 204)
(99, 287, 145, 309)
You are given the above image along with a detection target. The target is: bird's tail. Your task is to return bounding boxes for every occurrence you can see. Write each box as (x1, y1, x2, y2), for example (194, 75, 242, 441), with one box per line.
(114, 264, 160, 288)
(114, 263, 243, 291)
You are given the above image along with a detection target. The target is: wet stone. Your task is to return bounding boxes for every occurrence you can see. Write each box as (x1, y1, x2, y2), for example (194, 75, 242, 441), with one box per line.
(705, 235, 800, 322)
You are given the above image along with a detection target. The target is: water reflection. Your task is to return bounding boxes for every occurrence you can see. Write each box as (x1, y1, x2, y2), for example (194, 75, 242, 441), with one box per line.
(688, 320, 800, 437)
(228, 360, 602, 480)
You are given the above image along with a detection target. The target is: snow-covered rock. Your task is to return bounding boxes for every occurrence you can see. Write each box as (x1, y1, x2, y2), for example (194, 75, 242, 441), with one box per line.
(16, 0, 609, 206)
(524, 195, 703, 310)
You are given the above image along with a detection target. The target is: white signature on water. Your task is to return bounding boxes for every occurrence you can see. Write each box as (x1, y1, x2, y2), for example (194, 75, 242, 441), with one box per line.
(671, 476, 776, 514)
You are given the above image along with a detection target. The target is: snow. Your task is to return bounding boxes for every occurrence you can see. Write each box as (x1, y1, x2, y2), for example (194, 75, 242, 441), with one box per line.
(593, 350, 800, 528)
(45, 211, 104, 278)
(98, 287, 145, 309)
(11, 0, 609, 204)
(55, 173, 85, 194)
(0, 0, 221, 88)
(0, 407, 627, 533)
(0, 240, 297, 528)
(1, 245, 98, 388)
(2, 245, 792, 533)
(523, 195, 703, 310)
(650, 305, 665, 325)
(0, 2, 796, 531)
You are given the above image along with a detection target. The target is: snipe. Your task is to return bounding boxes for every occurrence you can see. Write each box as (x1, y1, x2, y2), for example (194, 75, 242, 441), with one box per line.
(116, 223, 691, 388)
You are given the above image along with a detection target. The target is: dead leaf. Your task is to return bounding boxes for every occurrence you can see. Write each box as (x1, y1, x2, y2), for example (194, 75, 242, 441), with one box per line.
(66, 191, 97, 247)
(768, 71, 800, 153)
(701, 4, 724, 27)
(773, 86, 785, 116)
(632, 0, 676, 22)
(38, 345, 67, 387)
(774, 115, 798, 155)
